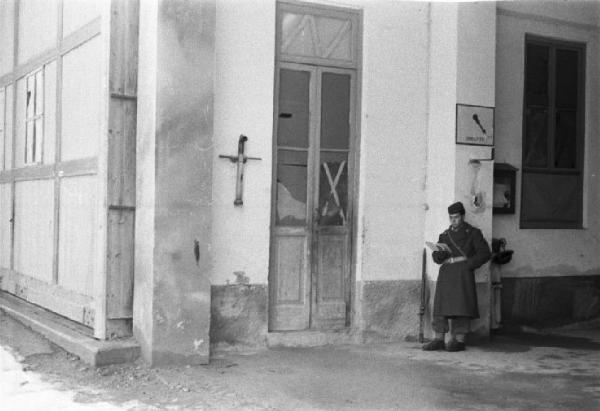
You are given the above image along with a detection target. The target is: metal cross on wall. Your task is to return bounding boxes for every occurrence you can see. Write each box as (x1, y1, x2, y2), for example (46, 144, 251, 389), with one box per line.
(219, 135, 261, 206)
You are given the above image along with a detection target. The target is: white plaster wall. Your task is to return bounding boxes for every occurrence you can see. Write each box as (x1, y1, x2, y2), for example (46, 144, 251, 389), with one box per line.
(0, 0, 15, 77)
(357, 1, 430, 282)
(494, 3, 600, 278)
(134, 0, 158, 352)
(497, 0, 600, 28)
(457, 2, 496, 108)
(424, 2, 497, 285)
(212, 0, 432, 285)
(455, 2, 496, 283)
(212, 0, 276, 285)
(424, 2, 458, 281)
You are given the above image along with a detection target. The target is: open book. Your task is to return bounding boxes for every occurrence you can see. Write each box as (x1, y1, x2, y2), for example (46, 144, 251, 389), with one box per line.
(425, 241, 451, 253)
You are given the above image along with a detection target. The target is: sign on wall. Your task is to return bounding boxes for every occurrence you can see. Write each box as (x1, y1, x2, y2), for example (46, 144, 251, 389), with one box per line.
(456, 104, 494, 146)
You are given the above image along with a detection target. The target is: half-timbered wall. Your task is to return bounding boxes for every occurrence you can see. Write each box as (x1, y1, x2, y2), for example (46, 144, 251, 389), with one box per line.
(0, 0, 138, 340)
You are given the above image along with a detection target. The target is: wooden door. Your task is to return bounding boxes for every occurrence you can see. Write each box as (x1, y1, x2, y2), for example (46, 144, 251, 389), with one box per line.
(269, 63, 355, 331)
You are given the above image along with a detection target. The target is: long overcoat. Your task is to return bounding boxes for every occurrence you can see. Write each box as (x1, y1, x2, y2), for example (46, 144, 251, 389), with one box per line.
(432, 222, 491, 318)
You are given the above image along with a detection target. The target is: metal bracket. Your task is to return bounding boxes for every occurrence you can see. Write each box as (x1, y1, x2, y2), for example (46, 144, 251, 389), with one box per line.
(468, 148, 495, 165)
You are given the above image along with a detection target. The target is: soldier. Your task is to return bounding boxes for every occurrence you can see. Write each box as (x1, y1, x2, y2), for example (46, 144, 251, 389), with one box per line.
(423, 201, 491, 352)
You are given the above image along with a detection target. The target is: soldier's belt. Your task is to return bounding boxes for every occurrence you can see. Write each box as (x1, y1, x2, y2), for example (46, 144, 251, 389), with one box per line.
(443, 256, 467, 265)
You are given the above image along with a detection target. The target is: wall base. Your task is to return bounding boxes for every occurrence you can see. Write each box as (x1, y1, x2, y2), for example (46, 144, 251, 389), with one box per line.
(210, 279, 494, 347)
(0, 292, 139, 366)
(210, 284, 268, 349)
(360, 280, 422, 342)
(502, 275, 600, 329)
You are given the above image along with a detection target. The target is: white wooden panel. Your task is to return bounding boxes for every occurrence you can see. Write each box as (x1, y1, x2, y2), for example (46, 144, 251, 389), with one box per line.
(14, 78, 26, 168)
(43, 60, 57, 164)
(0, 0, 15, 76)
(61, 36, 102, 161)
(14, 180, 55, 283)
(0, 88, 4, 170)
(62, 0, 102, 38)
(58, 175, 96, 297)
(18, 0, 59, 64)
(1, 269, 93, 326)
(4, 84, 13, 169)
(0, 184, 12, 269)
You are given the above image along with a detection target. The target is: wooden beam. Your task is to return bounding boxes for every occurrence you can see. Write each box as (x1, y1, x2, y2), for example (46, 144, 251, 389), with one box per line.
(9, 0, 18, 273)
(52, 0, 63, 286)
(0, 157, 99, 183)
(1, 267, 94, 327)
(0, 18, 101, 88)
(92, 0, 113, 341)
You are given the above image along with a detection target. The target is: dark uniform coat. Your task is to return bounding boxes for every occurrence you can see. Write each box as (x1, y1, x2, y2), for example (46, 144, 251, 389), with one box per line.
(432, 222, 491, 318)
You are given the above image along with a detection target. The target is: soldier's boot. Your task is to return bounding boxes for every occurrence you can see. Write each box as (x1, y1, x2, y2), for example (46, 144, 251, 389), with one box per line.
(422, 339, 445, 351)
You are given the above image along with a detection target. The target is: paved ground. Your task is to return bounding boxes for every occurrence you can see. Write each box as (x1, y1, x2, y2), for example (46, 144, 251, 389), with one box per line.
(1, 311, 600, 410)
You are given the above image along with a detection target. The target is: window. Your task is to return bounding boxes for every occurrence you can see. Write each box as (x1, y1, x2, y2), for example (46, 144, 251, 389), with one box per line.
(521, 36, 585, 229)
(24, 69, 44, 165)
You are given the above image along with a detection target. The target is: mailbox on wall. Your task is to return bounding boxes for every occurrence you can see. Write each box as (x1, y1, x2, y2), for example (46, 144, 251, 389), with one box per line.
(493, 163, 518, 214)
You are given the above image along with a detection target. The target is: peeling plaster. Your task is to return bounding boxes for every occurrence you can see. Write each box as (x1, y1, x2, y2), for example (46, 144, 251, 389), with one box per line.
(193, 339, 204, 351)
(234, 271, 250, 285)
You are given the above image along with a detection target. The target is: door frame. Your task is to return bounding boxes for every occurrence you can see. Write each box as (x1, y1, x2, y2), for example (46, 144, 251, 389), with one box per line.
(269, 0, 363, 332)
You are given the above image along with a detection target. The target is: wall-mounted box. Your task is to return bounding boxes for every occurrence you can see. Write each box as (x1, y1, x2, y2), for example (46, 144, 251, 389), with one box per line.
(493, 163, 518, 214)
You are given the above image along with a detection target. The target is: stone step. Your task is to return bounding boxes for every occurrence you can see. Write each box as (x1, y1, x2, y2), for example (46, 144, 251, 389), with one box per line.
(267, 329, 360, 348)
(0, 291, 139, 366)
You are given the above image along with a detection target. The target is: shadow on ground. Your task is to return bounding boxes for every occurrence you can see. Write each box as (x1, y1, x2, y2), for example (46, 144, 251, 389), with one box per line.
(476, 331, 600, 353)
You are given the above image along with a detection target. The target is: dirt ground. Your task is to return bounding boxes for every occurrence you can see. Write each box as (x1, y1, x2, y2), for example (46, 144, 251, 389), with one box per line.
(2, 312, 600, 410)
(0, 312, 273, 410)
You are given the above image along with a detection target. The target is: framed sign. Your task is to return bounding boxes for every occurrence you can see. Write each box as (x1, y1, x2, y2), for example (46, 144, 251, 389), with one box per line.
(456, 104, 494, 146)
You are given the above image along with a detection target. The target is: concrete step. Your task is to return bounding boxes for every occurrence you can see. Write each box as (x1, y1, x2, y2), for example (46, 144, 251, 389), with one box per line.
(267, 329, 361, 348)
(0, 291, 139, 366)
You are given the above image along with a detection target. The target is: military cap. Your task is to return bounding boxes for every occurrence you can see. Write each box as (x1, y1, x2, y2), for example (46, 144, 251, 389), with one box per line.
(448, 201, 465, 215)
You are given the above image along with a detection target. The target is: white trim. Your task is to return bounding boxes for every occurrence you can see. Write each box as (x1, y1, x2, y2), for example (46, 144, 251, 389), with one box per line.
(497, 7, 600, 33)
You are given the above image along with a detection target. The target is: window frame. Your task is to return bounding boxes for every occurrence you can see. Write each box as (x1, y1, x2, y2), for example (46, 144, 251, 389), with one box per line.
(520, 35, 586, 229)
(24, 68, 44, 165)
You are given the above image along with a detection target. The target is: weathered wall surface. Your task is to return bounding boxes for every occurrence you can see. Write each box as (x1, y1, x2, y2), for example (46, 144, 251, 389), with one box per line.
(212, 0, 275, 287)
(210, 284, 267, 348)
(135, 0, 214, 366)
(133, 0, 158, 362)
(502, 276, 600, 327)
(360, 280, 421, 341)
(494, 2, 600, 279)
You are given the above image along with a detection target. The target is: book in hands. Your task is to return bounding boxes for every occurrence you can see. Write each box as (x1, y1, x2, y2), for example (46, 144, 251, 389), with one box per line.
(425, 241, 451, 253)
